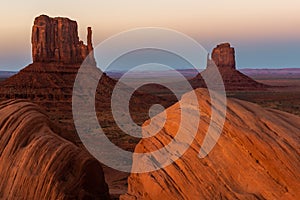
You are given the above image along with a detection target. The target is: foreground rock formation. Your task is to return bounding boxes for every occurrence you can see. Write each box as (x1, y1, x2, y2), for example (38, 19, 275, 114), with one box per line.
(0, 100, 110, 199)
(121, 89, 300, 200)
(190, 43, 267, 90)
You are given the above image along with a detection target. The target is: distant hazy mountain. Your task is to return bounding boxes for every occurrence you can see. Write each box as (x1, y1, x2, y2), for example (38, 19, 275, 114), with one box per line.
(107, 68, 300, 80)
(106, 69, 201, 79)
(240, 68, 300, 79)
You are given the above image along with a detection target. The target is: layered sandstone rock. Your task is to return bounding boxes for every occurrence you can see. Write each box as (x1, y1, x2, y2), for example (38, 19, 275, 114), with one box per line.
(211, 43, 236, 69)
(32, 15, 95, 64)
(0, 100, 110, 199)
(121, 89, 300, 200)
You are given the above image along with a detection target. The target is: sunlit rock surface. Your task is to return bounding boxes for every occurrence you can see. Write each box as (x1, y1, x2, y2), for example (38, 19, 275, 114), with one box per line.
(121, 89, 300, 200)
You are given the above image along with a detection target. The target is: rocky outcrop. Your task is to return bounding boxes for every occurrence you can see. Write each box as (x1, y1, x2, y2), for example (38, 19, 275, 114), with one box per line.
(121, 89, 300, 200)
(32, 15, 95, 64)
(190, 43, 267, 90)
(0, 100, 110, 199)
(211, 43, 236, 69)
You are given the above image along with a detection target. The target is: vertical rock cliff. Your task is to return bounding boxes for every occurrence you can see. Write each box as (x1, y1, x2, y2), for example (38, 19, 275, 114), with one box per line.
(211, 42, 236, 69)
(31, 15, 95, 64)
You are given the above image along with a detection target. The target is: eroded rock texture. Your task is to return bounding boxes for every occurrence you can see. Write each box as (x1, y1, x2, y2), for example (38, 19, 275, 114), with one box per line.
(0, 100, 110, 199)
(32, 14, 95, 65)
(211, 43, 236, 69)
(121, 89, 300, 200)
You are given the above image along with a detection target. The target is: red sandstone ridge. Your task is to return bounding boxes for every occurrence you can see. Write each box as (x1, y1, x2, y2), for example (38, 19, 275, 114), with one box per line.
(0, 100, 110, 199)
(32, 15, 96, 65)
(190, 43, 267, 90)
(121, 89, 300, 200)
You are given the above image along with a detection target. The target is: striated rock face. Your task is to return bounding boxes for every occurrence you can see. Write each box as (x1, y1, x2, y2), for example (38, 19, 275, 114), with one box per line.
(211, 43, 236, 69)
(121, 89, 300, 200)
(0, 100, 110, 199)
(32, 15, 95, 64)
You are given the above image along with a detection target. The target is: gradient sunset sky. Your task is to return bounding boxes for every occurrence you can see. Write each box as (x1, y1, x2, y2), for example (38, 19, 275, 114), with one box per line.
(0, 0, 299, 71)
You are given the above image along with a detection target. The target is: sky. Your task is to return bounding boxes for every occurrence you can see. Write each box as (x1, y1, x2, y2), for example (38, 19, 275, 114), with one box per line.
(0, 0, 299, 71)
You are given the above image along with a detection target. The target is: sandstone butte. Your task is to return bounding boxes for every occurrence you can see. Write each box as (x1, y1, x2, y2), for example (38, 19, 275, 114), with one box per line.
(121, 88, 300, 200)
(189, 43, 267, 91)
(0, 14, 102, 143)
(147, 42, 267, 98)
(0, 100, 110, 199)
(31, 14, 95, 65)
(0, 14, 166, 149)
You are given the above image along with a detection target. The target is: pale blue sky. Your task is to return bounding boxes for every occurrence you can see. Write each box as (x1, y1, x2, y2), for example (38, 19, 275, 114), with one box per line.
(0, 0, 299, 71)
